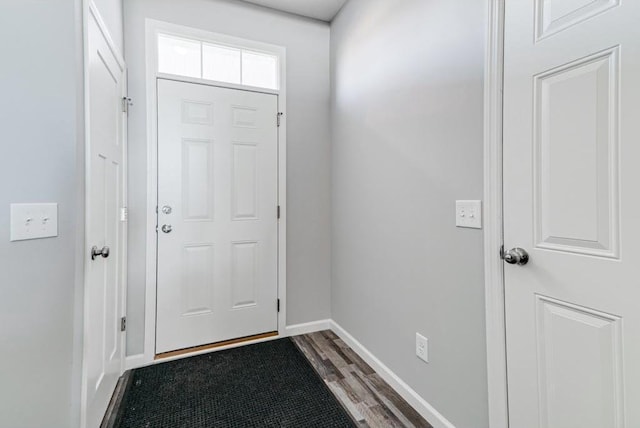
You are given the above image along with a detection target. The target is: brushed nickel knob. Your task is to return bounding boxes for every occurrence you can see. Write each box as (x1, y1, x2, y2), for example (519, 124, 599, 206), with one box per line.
(91, 245, 110, 260)
(503, 247, 529, 266)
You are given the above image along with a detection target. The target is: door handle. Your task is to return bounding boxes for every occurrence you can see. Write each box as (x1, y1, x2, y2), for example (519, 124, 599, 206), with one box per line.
(161, 224, 172, 233)
(91, 246, 110, 260)
(503, 247, 529, 266)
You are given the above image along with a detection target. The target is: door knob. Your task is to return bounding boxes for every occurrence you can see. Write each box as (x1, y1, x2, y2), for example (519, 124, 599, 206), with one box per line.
(161, 224, 172, 233)
(161, 205, 172, 214)
(91, 245, 110, 260)
(503, 247, 529, 265)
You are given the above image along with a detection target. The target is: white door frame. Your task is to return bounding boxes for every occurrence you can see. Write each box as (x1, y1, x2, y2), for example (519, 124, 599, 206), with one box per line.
(80, 2, 128, 427)
(483, 0, 508, 427)
(142, 19, 287, 365)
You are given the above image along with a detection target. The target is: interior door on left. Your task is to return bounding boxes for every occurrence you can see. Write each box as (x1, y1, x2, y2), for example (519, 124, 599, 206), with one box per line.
(82, 9, 126, 428)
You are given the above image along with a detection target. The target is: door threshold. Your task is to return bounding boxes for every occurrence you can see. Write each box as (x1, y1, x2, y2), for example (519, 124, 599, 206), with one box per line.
(155, 331, 279, 360)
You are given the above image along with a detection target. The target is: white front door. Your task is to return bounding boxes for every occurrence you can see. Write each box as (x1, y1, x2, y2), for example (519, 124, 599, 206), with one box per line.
(504, 1, 640, 427)
(156, 79, 279, 354)
(82, 10, 127, 428)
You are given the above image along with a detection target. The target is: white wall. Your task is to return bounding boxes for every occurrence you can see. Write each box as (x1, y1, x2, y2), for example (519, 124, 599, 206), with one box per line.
(330, 1, 489, 427)
(0, 1, 84, 427)
(124, 0, 332, 355)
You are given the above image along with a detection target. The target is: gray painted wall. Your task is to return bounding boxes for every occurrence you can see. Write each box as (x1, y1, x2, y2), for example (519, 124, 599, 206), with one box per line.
(330, 1, 489, 427)
(124, 0, 332, 355)
(0, 1, 85, 427)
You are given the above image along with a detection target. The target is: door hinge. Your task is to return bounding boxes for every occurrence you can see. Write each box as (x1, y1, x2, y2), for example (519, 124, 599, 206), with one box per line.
(122, 97, 132, 114)
(277, 112, 283, 127)
(277, 299, 280, 313)
(277, 205, 281, 219)
(120, 317, 126, 332)
(120, 207, 128, 222)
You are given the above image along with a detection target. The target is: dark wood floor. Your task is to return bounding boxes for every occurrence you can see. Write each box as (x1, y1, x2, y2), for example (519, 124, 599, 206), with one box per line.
(292, 331, 432, 428)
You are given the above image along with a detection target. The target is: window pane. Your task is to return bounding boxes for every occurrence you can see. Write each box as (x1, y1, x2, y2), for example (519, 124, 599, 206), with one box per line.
(203, 43, 241, 84)
(241, 51, 278, 90)
(158, 34, 201, 78)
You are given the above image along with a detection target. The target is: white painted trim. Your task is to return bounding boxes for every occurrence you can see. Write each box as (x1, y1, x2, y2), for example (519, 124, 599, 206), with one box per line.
(284, 320, 331, 336)
(143, 19, 288, 365)
(142, 17, 158, 369)
(156, 73, 279, 96)
(483, 1, 509, 427)
(80, 2, 127, 428)
(125, 354, 146, 371)
(329, 321, 456, 428)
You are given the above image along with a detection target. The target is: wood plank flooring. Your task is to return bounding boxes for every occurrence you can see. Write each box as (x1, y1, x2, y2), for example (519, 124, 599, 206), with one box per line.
(101, 369, 133, 428)
(292, 330, 433, 428)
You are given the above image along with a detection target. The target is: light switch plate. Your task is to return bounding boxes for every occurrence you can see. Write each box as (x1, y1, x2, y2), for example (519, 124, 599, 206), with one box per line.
(456, 200, 482, 229)
(10, 203, 58, 241)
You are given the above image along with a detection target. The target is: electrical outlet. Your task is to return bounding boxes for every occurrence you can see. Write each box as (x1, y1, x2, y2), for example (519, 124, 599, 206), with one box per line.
(416, 333, 428, 363)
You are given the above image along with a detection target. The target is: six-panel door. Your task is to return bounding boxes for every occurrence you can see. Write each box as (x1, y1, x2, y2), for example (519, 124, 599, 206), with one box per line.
(156, 79, 279, 354)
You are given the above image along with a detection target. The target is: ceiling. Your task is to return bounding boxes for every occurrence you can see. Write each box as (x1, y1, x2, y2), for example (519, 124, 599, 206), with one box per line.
(239, 0, 348, 22)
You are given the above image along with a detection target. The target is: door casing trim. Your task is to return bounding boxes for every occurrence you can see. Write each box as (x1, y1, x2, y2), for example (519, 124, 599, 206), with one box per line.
(483, 0, 508, 427)
(143, 19, 288, 365)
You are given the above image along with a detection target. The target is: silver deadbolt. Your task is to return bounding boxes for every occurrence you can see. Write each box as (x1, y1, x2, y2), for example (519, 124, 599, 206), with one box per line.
(91, 246, 110, 260)
(161, 224, 173, 233)
(503, 247, 529, 265)
(161, 205, 172, 215)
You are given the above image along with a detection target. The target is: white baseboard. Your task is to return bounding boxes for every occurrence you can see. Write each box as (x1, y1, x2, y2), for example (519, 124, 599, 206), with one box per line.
(329, 320, 456, 428)
(285, 319, 331, 336)
(124, 353, 146, 371)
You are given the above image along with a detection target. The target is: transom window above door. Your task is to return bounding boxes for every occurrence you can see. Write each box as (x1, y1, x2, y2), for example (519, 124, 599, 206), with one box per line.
(158, 33, 280, 90)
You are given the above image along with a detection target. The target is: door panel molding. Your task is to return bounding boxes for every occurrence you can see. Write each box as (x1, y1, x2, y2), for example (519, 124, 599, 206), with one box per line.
(532, 47, 620, 259)
(535, 0, 619, 42)
(534, 294, 624, 428)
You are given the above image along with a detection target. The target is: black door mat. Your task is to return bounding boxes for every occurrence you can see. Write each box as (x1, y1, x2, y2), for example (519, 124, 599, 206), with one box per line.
(116, 338, 356, 428)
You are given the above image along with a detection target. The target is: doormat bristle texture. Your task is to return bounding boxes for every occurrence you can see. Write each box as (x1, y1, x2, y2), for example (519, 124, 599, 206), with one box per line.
(116, 338, 356, 428)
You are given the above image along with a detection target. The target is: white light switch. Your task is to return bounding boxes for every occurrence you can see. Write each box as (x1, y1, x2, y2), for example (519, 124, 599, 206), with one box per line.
(10, 203, 58, 241)
(456, 200, 482, 229)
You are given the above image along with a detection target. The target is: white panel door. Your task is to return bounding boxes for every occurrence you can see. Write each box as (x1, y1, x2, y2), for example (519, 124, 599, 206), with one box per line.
(504, 1, 640, 427)
(156, 79, 278, 354)
(83, 11, 126, 428)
